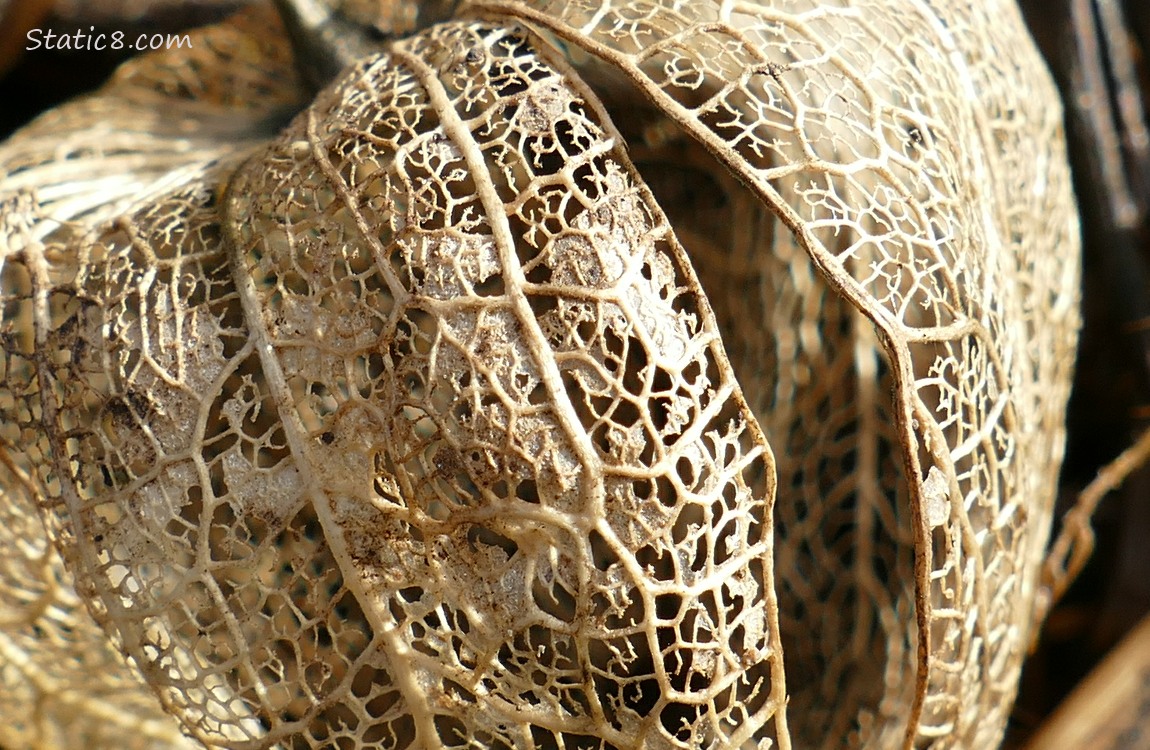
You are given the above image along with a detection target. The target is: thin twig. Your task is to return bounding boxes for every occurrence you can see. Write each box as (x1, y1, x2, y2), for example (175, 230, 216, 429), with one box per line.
(1038, 424, 1150, 622)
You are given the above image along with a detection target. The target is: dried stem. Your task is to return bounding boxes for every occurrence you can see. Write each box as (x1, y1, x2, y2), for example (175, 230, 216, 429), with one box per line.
(1039, 423, 1150, 621)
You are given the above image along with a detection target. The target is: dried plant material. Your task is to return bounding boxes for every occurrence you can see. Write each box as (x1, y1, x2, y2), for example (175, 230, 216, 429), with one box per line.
(0, 1, 1079, 749)
(0, 443, 200, 750)
(0, 4, 303, 234)
(1022, 612, 1150, 749)
(0, 8, 302, 749)
(48, 0, 252, 22)
(601, 101, 919, 749)
(920, 467, 950, 530)
(331, 0, 460, 37)
(1039, 424, 1150, 623)
(6, 19, 789, 750)
(0, 198, 201, 750)
(462, 0, 1081, 744)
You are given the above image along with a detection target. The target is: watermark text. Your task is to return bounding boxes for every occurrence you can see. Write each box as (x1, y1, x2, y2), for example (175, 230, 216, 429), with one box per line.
(26, 27, 193, 52)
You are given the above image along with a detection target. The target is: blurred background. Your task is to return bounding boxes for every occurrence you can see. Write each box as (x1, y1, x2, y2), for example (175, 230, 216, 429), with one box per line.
(0, 0, 1147, 746)
(1011, 1, 1150, 746)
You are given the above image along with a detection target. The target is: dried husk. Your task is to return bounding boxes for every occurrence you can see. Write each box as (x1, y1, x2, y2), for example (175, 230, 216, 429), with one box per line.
(0, 6, 301, 748)
(0, 1, 1080, 749)
(463, 0, 1080, 743)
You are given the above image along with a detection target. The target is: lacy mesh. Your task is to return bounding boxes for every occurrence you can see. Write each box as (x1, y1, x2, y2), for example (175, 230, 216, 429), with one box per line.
(0, 7, 301, 749)
(464, 0, 1080, 744)
(593, 70, 917, 750)
(0, 1, 1079, 749)
(0, 204, 199, 750)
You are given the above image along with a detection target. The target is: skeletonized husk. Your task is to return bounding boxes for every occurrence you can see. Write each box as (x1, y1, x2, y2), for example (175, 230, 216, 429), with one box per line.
(0, 1, 1080, 748)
